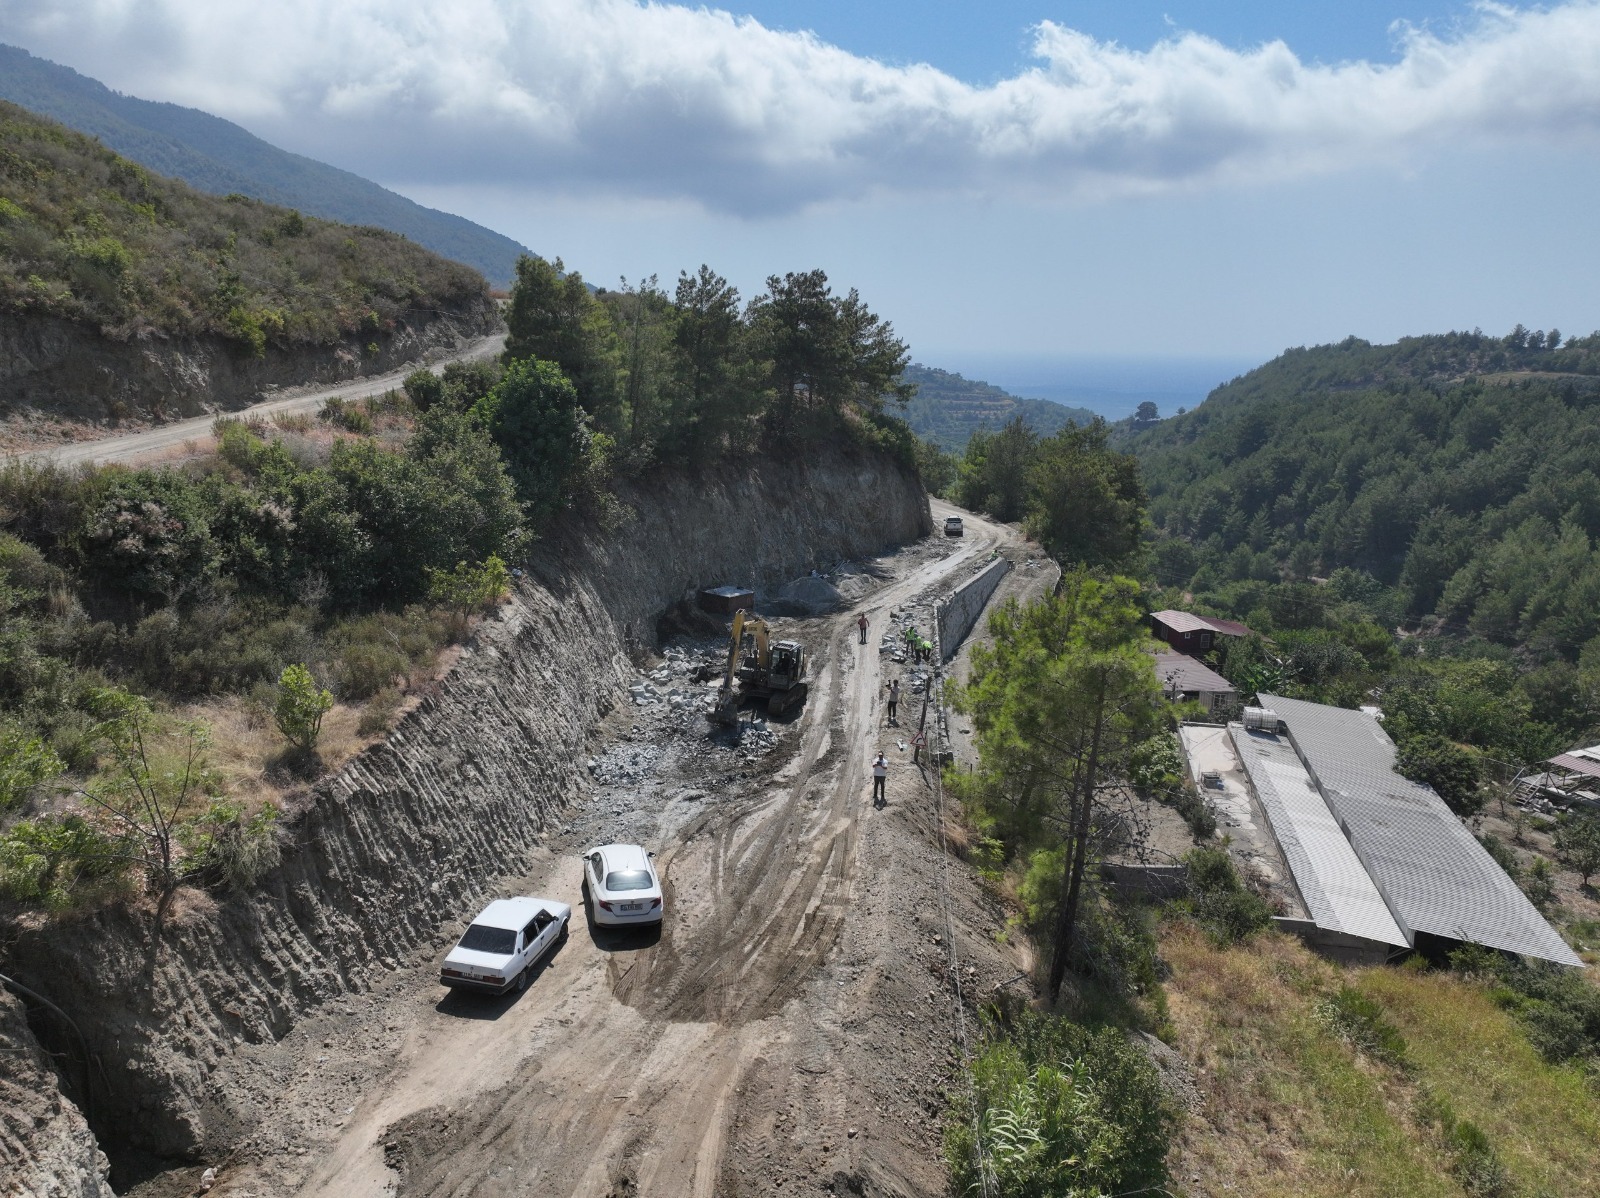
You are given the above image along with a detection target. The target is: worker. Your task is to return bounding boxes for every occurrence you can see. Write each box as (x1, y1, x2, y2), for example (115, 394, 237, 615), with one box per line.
(858, 612, 869, 644)
(886, 678, 901, 724)
(872, 752, 888, 806)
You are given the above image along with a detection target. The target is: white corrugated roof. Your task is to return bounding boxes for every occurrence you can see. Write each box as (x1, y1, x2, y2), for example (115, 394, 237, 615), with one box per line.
(1260, 694, 1582, 966)
(1230, 725, 1409, 948)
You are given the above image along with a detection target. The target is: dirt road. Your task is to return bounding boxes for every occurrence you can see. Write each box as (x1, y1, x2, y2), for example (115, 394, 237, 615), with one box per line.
(185, 502, 1032, 1198)
(6, 334, 506, 469)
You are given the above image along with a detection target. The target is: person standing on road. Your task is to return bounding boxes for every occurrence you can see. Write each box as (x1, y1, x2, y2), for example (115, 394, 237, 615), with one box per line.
(872, 753, 888, 806)
(886, 679, 901, 725)
(858, 612, 869, 644)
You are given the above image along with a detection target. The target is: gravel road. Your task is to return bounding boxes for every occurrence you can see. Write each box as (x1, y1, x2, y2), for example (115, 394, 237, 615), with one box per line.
(135, 501, 1034, 1198)
(6, 333, 506, 469)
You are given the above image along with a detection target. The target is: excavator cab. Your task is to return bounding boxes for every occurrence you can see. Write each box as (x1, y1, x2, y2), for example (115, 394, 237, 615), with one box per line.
(713, 612, 809, 725)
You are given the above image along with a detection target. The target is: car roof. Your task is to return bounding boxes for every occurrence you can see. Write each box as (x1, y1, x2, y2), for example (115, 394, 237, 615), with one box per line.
(471, 897, 560, 930)
(589, 843, 651, 870)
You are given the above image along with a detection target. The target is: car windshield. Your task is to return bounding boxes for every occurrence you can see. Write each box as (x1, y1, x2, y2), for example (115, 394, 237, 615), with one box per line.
(457, 924, 516, 954)
(605, 869, 654, 892)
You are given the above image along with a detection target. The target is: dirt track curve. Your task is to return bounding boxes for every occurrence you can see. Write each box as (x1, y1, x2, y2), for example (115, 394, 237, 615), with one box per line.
(174, 499, 1032, 1198)
(6, 333, 507, 469)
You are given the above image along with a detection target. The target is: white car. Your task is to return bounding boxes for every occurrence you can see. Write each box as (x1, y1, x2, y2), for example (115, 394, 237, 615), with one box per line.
(439, 896, 571, 994)
(944, 516, 964, 536)
(584, 843, 664, 927)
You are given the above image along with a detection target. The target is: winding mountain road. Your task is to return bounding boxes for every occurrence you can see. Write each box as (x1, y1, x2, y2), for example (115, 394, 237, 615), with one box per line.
(6, 333, 506, 469)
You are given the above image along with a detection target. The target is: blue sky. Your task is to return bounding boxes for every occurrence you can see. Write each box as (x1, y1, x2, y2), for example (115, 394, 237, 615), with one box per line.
(2, 1, 1598, 387)
(734, 2, 1478, 79)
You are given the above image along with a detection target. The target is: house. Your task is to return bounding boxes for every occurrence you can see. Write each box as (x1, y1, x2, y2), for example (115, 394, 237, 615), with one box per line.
(1152, 651, 1236, 714)
(1149, 609, 1250, 655)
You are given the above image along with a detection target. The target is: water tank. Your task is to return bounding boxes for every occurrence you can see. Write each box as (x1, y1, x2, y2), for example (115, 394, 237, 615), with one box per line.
(1243, 706, 1281, 733)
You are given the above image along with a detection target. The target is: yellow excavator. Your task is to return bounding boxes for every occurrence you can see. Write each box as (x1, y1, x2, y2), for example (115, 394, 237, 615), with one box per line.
(712, 610, 808, 725)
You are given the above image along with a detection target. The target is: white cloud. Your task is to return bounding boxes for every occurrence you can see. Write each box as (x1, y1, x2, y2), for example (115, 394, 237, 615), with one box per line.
(3, 0, 1600, 214)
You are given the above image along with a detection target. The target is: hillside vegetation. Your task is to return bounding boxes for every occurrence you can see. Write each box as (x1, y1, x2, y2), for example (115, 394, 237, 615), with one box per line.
(0, 100, 486, 354)
(0, 45, 530, 287)
(0, 249, 924, 915)
(901, 363, 1094, 450)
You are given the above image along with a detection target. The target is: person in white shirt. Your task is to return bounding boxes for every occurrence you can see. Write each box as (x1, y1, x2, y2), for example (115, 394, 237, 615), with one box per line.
(872, 753, 888, 805)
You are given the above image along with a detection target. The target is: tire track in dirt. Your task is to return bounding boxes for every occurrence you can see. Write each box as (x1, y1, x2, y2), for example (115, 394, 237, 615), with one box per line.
(235, 519, 1005, 1198)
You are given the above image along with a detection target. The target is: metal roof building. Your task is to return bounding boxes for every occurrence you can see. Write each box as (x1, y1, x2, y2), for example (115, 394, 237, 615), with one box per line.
(1258, 694, 1581, 967)
(1231, 725, 1409, 950)
(1153, 652, 1236, 714)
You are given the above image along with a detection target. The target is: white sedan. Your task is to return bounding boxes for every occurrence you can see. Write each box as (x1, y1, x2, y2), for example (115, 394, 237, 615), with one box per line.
(439, 896, 571, 994)
(584, 843, 664, 927)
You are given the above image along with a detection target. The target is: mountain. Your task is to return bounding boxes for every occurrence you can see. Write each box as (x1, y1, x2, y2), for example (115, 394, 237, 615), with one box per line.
(902, 363, 1097, 451)
(0, 101, 495, 422)
(0, 44, 531, 287)
(1127, 329, 1600, 659)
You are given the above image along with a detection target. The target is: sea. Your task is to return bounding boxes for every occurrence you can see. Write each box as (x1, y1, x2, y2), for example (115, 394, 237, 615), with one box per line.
(932, 353, 1263, 422)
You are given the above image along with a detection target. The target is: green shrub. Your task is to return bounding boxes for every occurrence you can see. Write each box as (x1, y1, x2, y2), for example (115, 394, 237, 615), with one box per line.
(320, 397, 373, 434)
(403, 369, 445, 411)
(1180, 846, 1274, 944)
(0, 815, 127, 909)
(1314, 986, 1410, 1066)
(1450, 944, 1600, 1066)
(945, 1009, 1174, 1198)
(1522, 856, 1557, 910)
(333, 641, 408, 700)
(273, 664, 333, 752)
(0, 721, 64, 813)
(177, 798, 280, 890)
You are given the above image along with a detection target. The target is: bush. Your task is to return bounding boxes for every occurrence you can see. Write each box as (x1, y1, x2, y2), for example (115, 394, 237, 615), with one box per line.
(1314, 986, 1409, 1066)
(357, 687, 403, 736)
(0, 721, 63, 814)
(273, 664, 333, 751)
(945, 1009, 1174, 1198)
(402, 368, 445, 411)
(1395, 733, 1483, 817)
(0, 815, 127, 909)
(1181, 846, 1274, 944)
(332, 641, 408, 700)
(320, 397, 373, 434)
(1450, 944, 1600, 1066)
(177, 798, 280, 890)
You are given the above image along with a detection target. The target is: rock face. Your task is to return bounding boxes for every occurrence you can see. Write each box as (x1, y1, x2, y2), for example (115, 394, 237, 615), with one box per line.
(0, 989, 114, 1198)
(0, 444, 929, 1175)
(0, 299, 500, 425)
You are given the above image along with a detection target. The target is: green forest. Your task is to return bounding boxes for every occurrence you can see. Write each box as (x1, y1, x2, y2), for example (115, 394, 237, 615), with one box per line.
(0, 101, 486, 352)
(899, 363, 1094, 451)
(1115, 327, 1600, 775)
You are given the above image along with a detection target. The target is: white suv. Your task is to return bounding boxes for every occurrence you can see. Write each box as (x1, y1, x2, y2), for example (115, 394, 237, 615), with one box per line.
(440, 896, 571, 994)
(944, 516, 964, 536)
(584, 843, 664, 927)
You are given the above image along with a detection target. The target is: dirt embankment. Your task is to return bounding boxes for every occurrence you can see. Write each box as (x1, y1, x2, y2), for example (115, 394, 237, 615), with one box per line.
(0, 446, 929, 1182)
(0, 298, 501, 432)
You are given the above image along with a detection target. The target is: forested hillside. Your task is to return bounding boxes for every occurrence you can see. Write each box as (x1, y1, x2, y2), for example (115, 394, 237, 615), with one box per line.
(1134, 330, 1600, 649)
(0, 101, 486, 352)
(901, 363, 1094, 450)
(1129, 328, 1600, 767)
(0, 44, 531, 286)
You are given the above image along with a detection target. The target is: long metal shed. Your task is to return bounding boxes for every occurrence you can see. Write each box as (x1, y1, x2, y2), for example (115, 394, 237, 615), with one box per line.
(1257, 694, 1580, 966)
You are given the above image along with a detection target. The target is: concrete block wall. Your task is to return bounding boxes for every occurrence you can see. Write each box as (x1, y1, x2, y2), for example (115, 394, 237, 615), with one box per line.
(938, 557, 1012, 663)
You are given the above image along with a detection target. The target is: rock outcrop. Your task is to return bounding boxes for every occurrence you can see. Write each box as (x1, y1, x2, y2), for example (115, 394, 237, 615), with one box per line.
(0, 989, 114, 1198)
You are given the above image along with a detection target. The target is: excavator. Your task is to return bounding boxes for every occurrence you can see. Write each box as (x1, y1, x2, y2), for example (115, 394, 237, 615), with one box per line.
(711, 609, 808, 725)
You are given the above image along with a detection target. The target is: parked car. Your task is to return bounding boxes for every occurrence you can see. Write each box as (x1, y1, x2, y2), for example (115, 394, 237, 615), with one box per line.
(439, 896, 570, 994)
(944, 516, 964, 536)
(583, 843, 664, 927)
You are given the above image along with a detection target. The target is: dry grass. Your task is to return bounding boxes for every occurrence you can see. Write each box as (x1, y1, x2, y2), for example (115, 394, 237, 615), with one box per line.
(1164, 921, 1600, 1198)
(1163, 923, 1457, 1198)
(1359, 967, 1600, 1196)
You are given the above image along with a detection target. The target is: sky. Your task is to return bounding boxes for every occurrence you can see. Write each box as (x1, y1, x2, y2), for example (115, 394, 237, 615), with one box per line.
(2, 0, 1599, 397)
